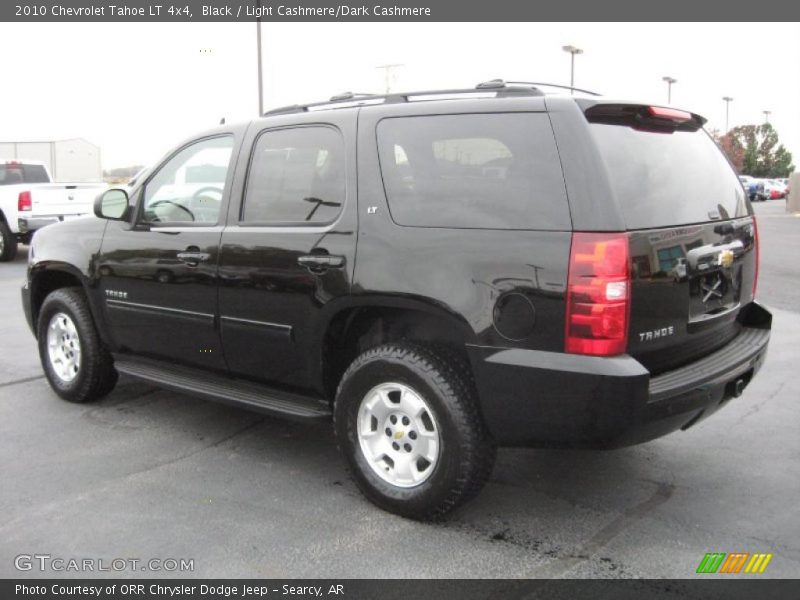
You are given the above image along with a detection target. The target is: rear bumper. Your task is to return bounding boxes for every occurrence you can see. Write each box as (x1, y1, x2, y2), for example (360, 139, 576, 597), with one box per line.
(468, 302, 772, 448)
(18, 216, 61, 234)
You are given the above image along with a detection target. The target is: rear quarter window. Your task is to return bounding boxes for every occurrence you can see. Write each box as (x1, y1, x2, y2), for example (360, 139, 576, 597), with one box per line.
(376, 113, 570, 230)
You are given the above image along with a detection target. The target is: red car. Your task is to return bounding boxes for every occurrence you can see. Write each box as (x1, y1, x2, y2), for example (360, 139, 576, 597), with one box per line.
(764, 179, 787, 200)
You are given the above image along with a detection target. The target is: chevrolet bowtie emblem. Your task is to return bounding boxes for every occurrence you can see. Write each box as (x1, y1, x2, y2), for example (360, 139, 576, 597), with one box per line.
(394, 431, 404, 440)
(702, 273, 724, 303)
(717, 249, 734, 268)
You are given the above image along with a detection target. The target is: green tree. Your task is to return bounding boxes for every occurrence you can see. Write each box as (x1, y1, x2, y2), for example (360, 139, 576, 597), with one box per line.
(717, 124, 794, 177)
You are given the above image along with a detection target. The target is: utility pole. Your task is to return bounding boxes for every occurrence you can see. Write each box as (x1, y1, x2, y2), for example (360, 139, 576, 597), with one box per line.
(562, 45, 583, 94)
(256, 0, 264, 116)
(722, 96, 733, 133)
(662, 76, 677, 104)
(763, 110, 772, 124)
(376, 64, 404, 94)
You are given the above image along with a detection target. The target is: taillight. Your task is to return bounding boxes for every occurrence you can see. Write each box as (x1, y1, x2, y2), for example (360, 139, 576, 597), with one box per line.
(752, 217, 759, 299)
(565, 232, 631, 356)
(18, 191, 32, 212)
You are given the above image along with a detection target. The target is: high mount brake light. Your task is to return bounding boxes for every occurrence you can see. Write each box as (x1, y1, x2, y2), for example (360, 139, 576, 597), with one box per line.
(565, 232, 631, 357)
(583, 104, 703, 132)
(647, 106, 692, 122)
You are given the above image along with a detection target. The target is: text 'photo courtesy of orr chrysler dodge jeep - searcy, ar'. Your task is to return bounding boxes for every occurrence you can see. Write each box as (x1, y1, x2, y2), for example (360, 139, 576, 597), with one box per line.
(21, 80, 771, 519)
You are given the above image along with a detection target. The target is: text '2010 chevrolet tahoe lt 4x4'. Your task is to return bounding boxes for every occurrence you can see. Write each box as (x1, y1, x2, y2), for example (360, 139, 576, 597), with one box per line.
(22, 81, 771, 519)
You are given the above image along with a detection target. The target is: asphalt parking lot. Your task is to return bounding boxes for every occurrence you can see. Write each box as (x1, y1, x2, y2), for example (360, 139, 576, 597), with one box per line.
(1, 200, 798, 579)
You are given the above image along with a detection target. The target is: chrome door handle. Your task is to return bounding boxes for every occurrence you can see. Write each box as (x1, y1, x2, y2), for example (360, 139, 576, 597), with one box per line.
(297, 254, 345, 270)
(177, 251, 210, 265)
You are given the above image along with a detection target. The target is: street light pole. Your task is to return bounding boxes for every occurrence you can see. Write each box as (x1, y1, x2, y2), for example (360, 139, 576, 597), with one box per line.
(562, 45, 584, 94)
(376, 64, 404, 94)
(722, 96, 733, 133)
(763, 110, 772, 124)
(662, 76, 677, 104)
(256, 0, 264, 116)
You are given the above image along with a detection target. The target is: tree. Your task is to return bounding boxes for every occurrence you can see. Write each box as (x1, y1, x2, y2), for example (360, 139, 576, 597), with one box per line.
(715, 124, 794, 177)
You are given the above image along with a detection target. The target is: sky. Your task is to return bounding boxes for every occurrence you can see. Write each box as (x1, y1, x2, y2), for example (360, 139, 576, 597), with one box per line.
(0, 21, 798, 171)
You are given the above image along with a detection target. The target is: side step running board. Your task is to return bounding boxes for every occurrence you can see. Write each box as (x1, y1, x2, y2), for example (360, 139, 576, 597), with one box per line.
(113, 356, 331, 420)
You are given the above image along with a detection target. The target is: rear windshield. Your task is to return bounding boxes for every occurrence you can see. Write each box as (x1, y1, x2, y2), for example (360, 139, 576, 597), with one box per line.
(588, 125, 748, 229)
(377, 113, 571, 230)
(0, 164, 49, 185)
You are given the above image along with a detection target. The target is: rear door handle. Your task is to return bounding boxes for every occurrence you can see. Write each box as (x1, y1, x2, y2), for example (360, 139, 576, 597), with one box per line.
(297, 254, 345, 271)
(177, 251, 210, 266)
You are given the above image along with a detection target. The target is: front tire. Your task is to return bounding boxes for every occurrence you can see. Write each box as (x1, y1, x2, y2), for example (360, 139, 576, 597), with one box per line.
(334, 343, 496, 520)
(0, 220, 18, 262)
(37, 287, 118, 403)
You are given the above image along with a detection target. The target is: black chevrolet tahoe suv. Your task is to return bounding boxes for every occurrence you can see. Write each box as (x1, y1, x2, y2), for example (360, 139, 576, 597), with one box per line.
(22, 81, 771, 519)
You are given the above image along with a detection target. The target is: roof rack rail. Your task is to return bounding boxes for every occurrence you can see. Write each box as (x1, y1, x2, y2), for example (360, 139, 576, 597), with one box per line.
(262, 80, 546, 116)
(328, 91, 380, 102)
(497, 79, 602, 97)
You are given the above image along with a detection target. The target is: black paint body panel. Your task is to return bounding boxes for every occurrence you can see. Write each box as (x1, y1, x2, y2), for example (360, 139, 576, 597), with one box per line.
(22, 96, 773, 447)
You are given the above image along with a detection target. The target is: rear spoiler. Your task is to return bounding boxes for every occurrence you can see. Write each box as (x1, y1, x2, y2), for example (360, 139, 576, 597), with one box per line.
(580, 101, 707, 133)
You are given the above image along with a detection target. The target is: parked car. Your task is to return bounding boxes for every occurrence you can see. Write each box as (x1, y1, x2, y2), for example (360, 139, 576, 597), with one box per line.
(0, 160, 107, 261)
(739, 175, 766, 202)
(764, 179, 787, 200)
(21, 81, 771, 519)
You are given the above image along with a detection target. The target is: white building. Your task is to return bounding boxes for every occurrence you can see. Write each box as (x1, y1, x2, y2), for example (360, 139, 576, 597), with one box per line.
(0, 138, 102, 182)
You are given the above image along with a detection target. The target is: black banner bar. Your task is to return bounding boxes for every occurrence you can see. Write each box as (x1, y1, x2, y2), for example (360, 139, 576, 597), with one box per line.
(1, 0, 798, 22)
(5, 580, 800, 600)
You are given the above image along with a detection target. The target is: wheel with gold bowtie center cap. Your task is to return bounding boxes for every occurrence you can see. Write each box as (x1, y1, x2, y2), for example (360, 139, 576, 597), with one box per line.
(334, 343, 496, 520)
(357, 382, 440, 488)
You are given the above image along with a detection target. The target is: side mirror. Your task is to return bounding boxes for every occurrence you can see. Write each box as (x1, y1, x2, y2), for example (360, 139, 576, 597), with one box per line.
(94, 188, 131, 221)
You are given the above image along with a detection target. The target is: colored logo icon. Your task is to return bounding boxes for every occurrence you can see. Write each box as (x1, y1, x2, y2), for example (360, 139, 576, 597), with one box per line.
(696, 552, 773, 574)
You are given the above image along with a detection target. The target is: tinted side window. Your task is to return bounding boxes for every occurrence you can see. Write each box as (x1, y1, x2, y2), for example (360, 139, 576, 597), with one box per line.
(243, 127, 345, 225)
(143, 136, 233, 224)
(376, 113, 570, 230)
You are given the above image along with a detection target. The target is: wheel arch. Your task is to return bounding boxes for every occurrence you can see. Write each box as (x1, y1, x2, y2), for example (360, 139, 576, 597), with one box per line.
(29, 263, 110, 345)
(316, 295, 477, 403)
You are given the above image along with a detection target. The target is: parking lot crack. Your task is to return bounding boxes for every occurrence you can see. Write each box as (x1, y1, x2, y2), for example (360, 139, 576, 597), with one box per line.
(111, 417, 267, 482)
(737, 381, 786, 424)
(534, 481, 675, 578)
(0, 374, 44, 389)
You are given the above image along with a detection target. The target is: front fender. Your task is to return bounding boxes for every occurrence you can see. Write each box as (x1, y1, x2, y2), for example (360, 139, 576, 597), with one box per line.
(27, 218, 110, 344)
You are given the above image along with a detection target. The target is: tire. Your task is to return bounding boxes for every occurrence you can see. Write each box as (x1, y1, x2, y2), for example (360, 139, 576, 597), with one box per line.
(334, 343, 496, 520)
(0, 219, 18, 262)
(37, 287, 118, 403)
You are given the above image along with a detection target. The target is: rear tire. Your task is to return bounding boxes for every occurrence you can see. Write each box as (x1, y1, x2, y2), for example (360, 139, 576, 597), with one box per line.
(334, 343, 496, 520)
(0, 220, 18, 262)
(37, 287, 118, 403)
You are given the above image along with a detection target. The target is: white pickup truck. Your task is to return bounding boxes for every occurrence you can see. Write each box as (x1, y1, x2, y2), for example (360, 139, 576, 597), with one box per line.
(0, 160, 107, 261)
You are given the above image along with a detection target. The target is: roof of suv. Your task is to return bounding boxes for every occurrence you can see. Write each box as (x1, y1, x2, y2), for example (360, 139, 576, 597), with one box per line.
(263, 79, 602, 117)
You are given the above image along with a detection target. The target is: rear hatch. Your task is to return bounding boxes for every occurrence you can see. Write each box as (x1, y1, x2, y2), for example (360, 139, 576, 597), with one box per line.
(585, 104, 757, 374)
